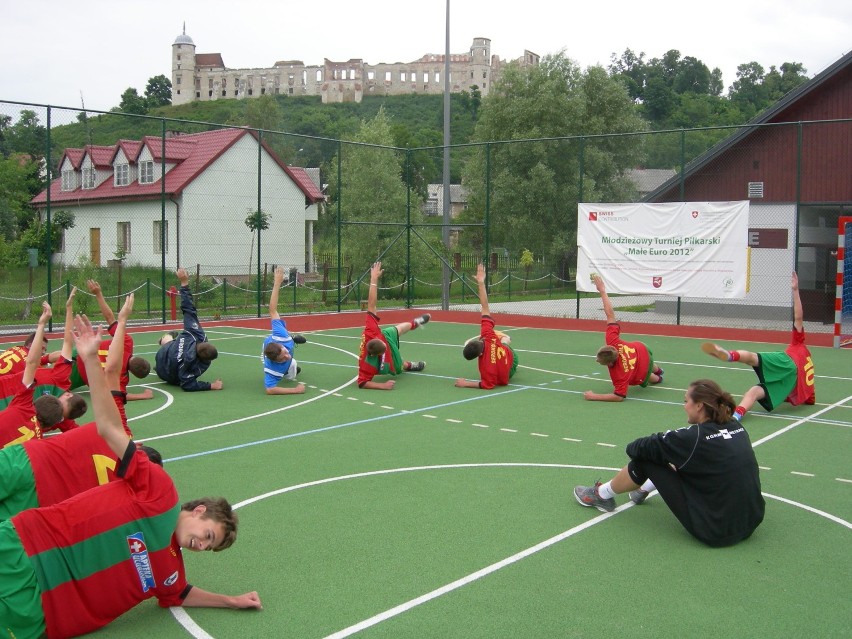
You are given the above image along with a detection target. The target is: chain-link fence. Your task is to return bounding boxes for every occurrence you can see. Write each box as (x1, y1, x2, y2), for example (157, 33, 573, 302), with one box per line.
(1, 99, 850, 335)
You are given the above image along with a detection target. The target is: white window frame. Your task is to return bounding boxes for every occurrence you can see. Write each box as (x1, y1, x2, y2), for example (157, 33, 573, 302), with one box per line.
(139, 161, 154, 184)
(61, 169, 75, 191)
(114, 163, 130, 187)
(82, 167, 97, 190)
(153, 219, 168, 254)
(117, 221, 131, 254)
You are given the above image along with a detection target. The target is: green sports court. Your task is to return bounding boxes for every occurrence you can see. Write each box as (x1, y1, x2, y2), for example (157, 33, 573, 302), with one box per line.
(43, 309, 851, 639)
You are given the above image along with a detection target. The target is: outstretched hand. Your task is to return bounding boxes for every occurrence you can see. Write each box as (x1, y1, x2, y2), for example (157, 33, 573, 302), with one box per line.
(475, 263, 486, 284)
(273, 265, 285, 285)
(370, 261, 383, 282)
(791, 271, 799, 291)
(66, 286, 77, 310)
(86, 279, 102, 295)
(176, 268, 189, 286)
(118, 293, 135, 321)
(592, 274, 606, 294)
(38, 301, 52, 325)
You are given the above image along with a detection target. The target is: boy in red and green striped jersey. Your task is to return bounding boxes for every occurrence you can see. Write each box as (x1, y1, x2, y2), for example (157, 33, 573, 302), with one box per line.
(0, 296, 159, 519)
(0, 304, 261, 639)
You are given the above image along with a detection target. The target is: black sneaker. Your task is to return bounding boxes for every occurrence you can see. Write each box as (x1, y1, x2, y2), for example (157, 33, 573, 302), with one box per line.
(573, 482, 616, 513)
(292, 334, 307, 344)
(414, 314, 431, 328)
(406, 361, 426, 372)
(296, 366, 302, 375)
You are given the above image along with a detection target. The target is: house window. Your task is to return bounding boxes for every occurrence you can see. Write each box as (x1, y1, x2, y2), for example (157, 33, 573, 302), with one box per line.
(400, 72, 407, 82)
(114, 163, 130, 187)
(61, 170, 75, 191)
(117, 222, 131, 255)
(153, 220, 168, 254)
(367, 70, 375, 80)
(139, 161, 154, 184)
(82, 168, 96, 189)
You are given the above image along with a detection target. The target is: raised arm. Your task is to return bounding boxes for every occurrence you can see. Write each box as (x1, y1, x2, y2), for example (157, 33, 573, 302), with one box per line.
(61, 287, 77, 360)
(105, 294, 134, 391)
(367, 262, 382, 315)
(593, 275, 616, 323)
(87, 279, 115, 326)
(475, 263, 490, 316)
(22, 302, 51, 387)
(176, 268, 205, 341)
(791, 271, 803, 330)
(72, 314, 129, 457)
(269, 266, 284, 321)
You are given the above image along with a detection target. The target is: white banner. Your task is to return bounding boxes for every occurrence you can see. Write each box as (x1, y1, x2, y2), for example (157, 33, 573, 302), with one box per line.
(576, 201, 749, 297)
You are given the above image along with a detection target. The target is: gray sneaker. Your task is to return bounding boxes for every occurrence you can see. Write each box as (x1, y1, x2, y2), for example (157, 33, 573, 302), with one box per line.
(414, 313, 431, 328)
(406, 360, 426, 372)
(573, 482, 616, 513)
(629, 489, 649, 505)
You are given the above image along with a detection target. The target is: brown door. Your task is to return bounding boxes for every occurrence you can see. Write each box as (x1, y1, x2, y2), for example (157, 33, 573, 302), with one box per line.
(90, 228, 101, 266)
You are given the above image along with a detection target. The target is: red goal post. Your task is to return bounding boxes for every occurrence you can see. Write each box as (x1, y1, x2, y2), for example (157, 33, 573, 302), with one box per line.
(834, 216, 852, 348)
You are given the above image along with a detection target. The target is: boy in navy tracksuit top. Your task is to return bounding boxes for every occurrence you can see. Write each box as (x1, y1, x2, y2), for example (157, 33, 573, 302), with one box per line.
(154, 268, 223, 392)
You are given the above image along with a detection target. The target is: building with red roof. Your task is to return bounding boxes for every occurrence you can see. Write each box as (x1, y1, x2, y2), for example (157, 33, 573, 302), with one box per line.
(32, 129, 324, 275)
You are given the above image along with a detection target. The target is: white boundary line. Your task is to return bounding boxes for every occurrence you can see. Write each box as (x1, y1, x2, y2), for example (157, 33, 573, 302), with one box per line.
(170, 463, 852, 639)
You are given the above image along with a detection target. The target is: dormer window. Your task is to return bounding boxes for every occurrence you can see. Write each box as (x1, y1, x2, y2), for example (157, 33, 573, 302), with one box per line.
(115, 163, 130, 186)
(139, 161, 154, 184)
(82, 167, 97, 189)
(61, 169, 76, 191)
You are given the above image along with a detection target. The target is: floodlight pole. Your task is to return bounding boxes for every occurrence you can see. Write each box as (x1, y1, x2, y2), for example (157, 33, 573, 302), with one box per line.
(441, 0, 451, 310)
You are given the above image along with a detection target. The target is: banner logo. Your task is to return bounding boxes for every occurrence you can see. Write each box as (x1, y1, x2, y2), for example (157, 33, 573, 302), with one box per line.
(588, 212, 598, 221)
(652, 276, 663, 288)
(692, 211, 699, 218)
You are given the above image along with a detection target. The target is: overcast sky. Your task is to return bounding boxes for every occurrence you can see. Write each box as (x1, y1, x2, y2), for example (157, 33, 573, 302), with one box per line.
(2, 0, 850, 114)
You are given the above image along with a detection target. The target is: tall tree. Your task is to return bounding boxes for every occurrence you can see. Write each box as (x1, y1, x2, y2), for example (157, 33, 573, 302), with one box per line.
(324, 106, 428, 287)
(144, 75, 173, 109)
(460, 52, 646, 266)
(117, 87, 148, 115)
(4, 110, 48, 162)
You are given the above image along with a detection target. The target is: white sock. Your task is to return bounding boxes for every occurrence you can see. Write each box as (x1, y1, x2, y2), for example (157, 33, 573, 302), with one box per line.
(597, 481, 616, 500)
(641, 479, 655, 492)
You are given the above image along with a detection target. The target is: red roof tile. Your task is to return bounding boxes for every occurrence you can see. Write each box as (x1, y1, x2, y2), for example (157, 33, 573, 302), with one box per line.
(32, 129, 322, 206)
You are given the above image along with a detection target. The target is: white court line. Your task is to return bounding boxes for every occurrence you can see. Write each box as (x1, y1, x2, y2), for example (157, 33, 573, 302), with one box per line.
(141, 342, 357, 443)
(751, 394, 852, 447)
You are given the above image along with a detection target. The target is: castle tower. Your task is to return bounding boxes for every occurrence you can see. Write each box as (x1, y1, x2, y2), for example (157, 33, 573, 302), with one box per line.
(470, 37, 492, 94)
(172, 23, 196, 106)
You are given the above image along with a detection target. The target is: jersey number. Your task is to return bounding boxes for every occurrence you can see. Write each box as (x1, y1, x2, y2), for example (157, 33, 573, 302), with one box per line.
(92, 454, 118, 485)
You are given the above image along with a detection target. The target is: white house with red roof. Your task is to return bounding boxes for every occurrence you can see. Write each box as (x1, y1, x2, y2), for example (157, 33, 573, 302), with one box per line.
(32, 129, 324, 275)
